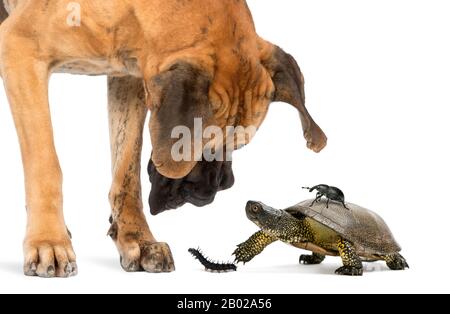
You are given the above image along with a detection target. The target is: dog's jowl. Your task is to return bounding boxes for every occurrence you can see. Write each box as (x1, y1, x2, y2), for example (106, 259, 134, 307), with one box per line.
(0, 0, 327, 277)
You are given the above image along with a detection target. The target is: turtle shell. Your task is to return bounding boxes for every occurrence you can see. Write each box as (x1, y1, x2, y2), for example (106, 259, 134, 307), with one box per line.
(285, 199, 401, 255)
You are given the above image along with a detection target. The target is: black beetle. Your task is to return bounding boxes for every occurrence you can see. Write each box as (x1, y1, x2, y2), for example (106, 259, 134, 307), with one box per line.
(302, 185, 349, 210)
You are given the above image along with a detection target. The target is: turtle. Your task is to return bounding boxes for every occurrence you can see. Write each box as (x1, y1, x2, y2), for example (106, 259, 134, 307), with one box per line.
(233, 199, 409, 276)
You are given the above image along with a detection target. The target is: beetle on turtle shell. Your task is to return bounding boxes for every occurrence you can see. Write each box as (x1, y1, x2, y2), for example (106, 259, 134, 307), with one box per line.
(233, 200, 409, 276)
(303, 184, 349, 209)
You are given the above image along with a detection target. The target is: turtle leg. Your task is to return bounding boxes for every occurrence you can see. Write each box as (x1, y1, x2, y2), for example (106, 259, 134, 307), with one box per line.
(300, 253, 326, 265)
(326, 198, 330, 208)
(335, 237, 363, 276)
(383, 253, 409, 271)
(233, 231, 277, 264)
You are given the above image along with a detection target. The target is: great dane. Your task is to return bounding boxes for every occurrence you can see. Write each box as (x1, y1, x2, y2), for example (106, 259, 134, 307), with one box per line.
(0, 0, 327, 277)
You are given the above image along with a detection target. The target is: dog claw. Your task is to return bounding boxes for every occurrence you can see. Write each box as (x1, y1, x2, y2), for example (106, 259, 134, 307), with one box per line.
(47, 266, 55, 277)
(23, 238, 77, 278)
(121, 257, 141, 273)
(24, 263, 37, 277)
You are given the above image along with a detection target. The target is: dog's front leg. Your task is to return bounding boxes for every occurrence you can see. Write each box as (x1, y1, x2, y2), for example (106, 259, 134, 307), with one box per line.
(107, 76, 175, 273)
(1, 37, 76, 278)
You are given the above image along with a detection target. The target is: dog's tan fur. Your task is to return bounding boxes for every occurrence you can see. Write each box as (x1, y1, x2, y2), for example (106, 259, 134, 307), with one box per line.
(0, 0, 326, 277)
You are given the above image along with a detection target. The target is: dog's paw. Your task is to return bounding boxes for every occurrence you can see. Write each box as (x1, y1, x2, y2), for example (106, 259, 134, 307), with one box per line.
(23, 237, 77, 278)
(119, 241, 175, 273)
(305, 121, 327, 153)
(140, 242, 175, 273)
(109, 220, 175, 273)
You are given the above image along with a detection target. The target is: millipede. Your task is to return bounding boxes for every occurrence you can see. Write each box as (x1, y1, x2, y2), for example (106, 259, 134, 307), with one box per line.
(188, 248, 237, 273)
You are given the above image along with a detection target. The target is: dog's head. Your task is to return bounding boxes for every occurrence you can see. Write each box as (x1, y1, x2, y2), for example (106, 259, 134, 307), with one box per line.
(145, 43, 327, 215)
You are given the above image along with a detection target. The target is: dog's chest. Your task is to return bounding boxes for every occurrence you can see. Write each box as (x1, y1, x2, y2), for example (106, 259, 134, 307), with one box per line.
(54, 57, 140, 77)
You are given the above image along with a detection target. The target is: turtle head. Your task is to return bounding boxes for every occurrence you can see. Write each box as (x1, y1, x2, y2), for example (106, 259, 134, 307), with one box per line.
(246, 201, 302, 242)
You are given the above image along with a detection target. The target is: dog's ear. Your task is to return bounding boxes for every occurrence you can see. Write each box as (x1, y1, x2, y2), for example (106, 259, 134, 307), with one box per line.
(263, 46, 327, 153)
(147, 63, 214, 179)
(0, 6, 8, 24)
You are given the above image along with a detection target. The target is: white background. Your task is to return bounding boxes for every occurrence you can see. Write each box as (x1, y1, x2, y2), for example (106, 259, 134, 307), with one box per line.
(0, 0, 449, 294)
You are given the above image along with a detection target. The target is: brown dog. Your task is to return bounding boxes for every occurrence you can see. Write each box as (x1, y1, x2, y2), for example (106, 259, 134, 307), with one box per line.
(0, 0, 327, 277)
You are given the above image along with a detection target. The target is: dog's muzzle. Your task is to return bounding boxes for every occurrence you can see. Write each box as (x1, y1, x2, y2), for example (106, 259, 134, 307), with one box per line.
(148, 157, 235, 215)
